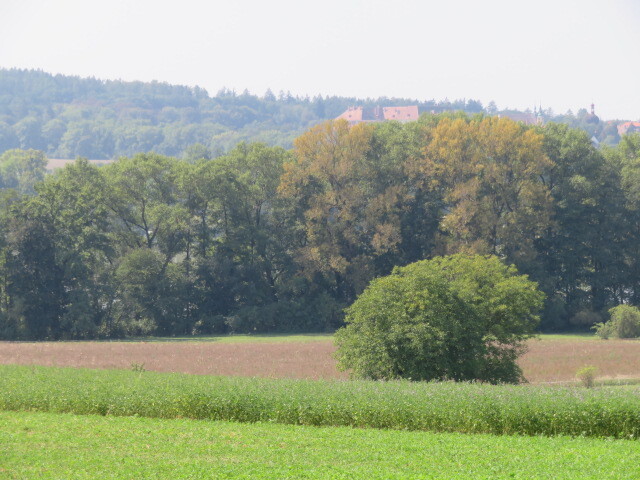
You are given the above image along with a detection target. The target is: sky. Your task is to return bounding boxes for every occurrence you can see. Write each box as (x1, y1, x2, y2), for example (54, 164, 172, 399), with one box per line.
(1, 0, 639, 120)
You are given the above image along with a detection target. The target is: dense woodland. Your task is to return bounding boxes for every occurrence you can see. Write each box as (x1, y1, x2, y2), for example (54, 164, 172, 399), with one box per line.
(1, 112, 640, 339)
(0, 69, 624, 160)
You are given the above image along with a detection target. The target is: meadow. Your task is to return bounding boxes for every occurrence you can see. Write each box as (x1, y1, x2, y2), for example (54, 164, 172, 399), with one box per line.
(2, 410, 640, 479)
(1, 334, 640, 383)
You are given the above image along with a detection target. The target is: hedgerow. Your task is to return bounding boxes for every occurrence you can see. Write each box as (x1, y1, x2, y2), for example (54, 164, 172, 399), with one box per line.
(1, 365, 639, 439)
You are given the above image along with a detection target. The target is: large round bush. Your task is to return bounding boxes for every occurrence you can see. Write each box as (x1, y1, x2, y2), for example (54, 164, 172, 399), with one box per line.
(334, 254, 544, 383)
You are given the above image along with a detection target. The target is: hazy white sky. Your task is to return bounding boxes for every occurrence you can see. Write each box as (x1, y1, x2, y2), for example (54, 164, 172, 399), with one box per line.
(1, 0, 639, 120)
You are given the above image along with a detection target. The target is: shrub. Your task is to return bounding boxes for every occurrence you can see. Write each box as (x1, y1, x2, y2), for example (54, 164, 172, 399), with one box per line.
(130, 362, 146, 373)
(593, 305, 640, 339)
(334, 254, 544, 384)
(576, 365, 597, 388)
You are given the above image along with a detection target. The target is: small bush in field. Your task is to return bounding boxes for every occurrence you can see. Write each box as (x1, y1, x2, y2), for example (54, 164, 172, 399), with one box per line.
(130, 362, 146, 373)
(593, 305, 640, 339)
(576, 365, 597, 388)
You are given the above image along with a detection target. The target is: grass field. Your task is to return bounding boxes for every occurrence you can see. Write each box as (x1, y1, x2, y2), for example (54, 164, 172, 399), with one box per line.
(532, 333, 597, 341)
(2, 410, 640, 480)
(1, 334, 639, 383)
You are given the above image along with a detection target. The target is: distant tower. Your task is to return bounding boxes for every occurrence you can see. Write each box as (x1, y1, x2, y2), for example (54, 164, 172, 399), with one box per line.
(586, 103, 600, 124)
(536, 104, 544, 125)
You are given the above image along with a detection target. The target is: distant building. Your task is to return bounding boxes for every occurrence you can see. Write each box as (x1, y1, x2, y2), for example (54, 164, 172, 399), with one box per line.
(336, 106, 419, 125)
(617, 121, 640, 137)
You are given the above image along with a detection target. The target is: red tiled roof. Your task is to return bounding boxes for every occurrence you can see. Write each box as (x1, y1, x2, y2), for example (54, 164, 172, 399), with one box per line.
(336, 105, 419, 124)
(617, 121, 640, 136)
(383, 106, 419, 121)
(335, 106, 363, 123)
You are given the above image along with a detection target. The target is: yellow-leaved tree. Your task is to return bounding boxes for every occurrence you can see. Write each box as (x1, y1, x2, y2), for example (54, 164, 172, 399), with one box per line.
(278, 120, 406, 303)
(422, 116, 553, 265)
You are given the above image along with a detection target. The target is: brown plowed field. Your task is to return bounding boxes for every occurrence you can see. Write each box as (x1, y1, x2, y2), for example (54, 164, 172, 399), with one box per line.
(519, 338, 640, 383)
(0, 340, 348, 380)
(1, 337, 639, 383)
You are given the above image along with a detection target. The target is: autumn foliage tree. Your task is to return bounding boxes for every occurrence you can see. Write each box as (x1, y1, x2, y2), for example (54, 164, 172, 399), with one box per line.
(420, 116, 553, 265)
(279, 120, 406, 304)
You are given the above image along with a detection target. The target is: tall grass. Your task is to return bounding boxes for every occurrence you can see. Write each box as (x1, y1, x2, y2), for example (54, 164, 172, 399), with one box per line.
(1, 365, 639, 439)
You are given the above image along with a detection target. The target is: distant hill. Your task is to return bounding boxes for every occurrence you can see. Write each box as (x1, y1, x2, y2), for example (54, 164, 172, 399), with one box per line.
(0, 68, 626, 159)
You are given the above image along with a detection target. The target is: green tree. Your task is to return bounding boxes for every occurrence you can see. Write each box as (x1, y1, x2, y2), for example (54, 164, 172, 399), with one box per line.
(103, 153, 189, 257)
(593, 304, 640, 339)
(536, 124, 626, 328)
(186, 143, 303, 332)
(335, 254, 544, 383)
(0, 122, 19, 153)
(2, 159, 114, 339)
(113, 248, 190, 336)
(616, 134, 640, 306)
(0, 189, 21, 337)
(0, 149, 47, 194)
(366, 120, 440, 270)
(182, 143, 212, 163)
(4, 212, 64, 339)
(14, 116, 45, 151)
(34, 159, 115, 338)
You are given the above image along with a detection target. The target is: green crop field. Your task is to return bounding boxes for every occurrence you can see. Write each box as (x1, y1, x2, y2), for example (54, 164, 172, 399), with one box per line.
(2, 365, 640, 439)
(533, 333, 599, 341)
(2, 410, 640, 480)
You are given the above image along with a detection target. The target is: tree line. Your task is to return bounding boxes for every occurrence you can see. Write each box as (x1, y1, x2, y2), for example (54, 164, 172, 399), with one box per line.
(1, 113, 639, 339)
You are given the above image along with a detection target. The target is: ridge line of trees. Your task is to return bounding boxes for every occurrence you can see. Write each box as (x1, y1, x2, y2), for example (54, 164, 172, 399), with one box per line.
(0, 68, 623, 161)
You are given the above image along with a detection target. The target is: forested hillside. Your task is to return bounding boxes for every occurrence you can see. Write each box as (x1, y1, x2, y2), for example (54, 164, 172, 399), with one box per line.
(1, 114, 640, 340)
(0, 68, 622, 160)
(0, 69, 486, 159)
